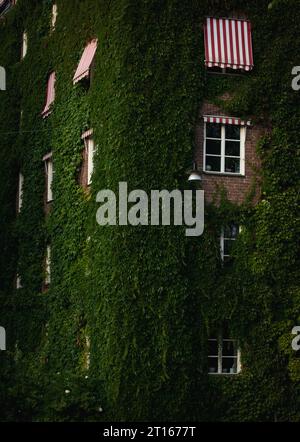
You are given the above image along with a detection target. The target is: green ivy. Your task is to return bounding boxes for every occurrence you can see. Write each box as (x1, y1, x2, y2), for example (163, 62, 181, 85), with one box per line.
(0, 0, 299, 422)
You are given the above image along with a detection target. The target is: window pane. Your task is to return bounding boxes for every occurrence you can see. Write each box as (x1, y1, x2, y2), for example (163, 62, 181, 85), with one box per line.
(222, 340, 237, 357)
(208, 339, 218, 356)
(223, 239, 234, 257)
(225, 140, 240, 157)
(206, 139, 221, 155)
(208, 357, 218, 373)
(206, 123, 221, 139)
(225, 157, 240, 173)
(225, 125, 240, 140)
(222, 357, 238, 374)
(222, 323, 230, 339)
(206, 156, 221, 172)
(224, 223, 239, 239)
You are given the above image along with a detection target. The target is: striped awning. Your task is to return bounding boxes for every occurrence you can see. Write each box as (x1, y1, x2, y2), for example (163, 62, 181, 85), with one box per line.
(81, 129, 93, 139)
(204, 17, 253, 71)
(41, 72, 56, 118)
(204, 116, 251, 126)
(73, 39, 98, 84)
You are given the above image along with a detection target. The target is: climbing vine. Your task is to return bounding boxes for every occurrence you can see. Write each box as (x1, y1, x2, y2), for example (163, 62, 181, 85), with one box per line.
(0, 0, 299, 422)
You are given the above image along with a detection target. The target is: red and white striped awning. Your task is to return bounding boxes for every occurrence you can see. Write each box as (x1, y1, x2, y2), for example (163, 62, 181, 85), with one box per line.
(73, 39, 98, 84)
(41, 72, 56, 118)
(204, 17, 253, 71)
(204, 116, 251, 126)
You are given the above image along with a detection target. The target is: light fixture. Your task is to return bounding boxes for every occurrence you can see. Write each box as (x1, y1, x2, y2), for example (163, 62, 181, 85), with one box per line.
(188, 161, 202, 183)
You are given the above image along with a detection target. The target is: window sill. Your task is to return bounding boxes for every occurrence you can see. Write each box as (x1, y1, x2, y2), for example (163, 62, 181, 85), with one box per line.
(208, 372, 241, 376)
(203, 171, 245, 178)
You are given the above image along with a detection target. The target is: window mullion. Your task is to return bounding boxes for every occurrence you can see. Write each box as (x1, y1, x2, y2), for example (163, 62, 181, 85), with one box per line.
(203, 122, 207, 171)
(240, 127, 246, 175)
(221, 125, 225, 173)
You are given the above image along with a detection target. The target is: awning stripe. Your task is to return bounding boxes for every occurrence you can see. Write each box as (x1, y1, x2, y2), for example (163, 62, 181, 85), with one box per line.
(204, 17, 254, 71)
(81, 129, 93, 139)
(203, 116, 251, 126)
(73, 39, 98, 84)
(41, 72, 55, 118)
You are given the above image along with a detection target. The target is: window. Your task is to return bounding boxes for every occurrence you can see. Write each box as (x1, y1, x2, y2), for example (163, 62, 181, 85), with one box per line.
(21, 31, 27, 59)
(82, 129, 96, 185)
(51, 4, 57, 30)
(208, 326, 241, 375)
(45, 245, 51, 286)
(43, 153, 53, 202)
(204, 17, 253, 72)
(41, 72, 55, 118)
(87, 137, 96, 185)
(204, 118, 247, 175)
(73, 39, 98, 85)
(220, 223, 240, 262)
(16, 274, 22, 290)
(17, 172, 24, 213)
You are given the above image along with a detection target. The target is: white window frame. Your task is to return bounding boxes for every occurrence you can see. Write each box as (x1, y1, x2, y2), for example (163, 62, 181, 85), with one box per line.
(16, 274, 22, 290)
(203, 122, 246, 175)
(51, 4, 58, 30)
(18, 172, 24, 213)
(208, 332, 241, 375)
(45, 245, 51, 285)
(43, 153, 53, 202)
(82, 134, 96, 186)
(220, 224, 241, 262)
(21, 31, 27, 59)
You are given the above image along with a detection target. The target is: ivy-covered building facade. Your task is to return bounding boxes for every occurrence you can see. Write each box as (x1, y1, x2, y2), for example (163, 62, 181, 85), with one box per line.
(0, 0, 299, 422)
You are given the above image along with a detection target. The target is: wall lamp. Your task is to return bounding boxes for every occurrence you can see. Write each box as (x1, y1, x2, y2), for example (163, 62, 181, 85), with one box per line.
(188, 161, 202, 183)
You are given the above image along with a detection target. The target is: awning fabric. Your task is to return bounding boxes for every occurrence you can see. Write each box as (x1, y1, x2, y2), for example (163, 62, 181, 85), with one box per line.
(73, 39, 98, 84)
(203, 116, 251, 126)
(41, 72, 56, 118)
(81, 129, 93, 139)
(204, 17, 253, 71)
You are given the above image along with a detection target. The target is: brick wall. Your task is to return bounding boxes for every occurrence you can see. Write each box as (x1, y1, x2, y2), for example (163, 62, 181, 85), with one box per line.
(195, 100, 264, 205)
